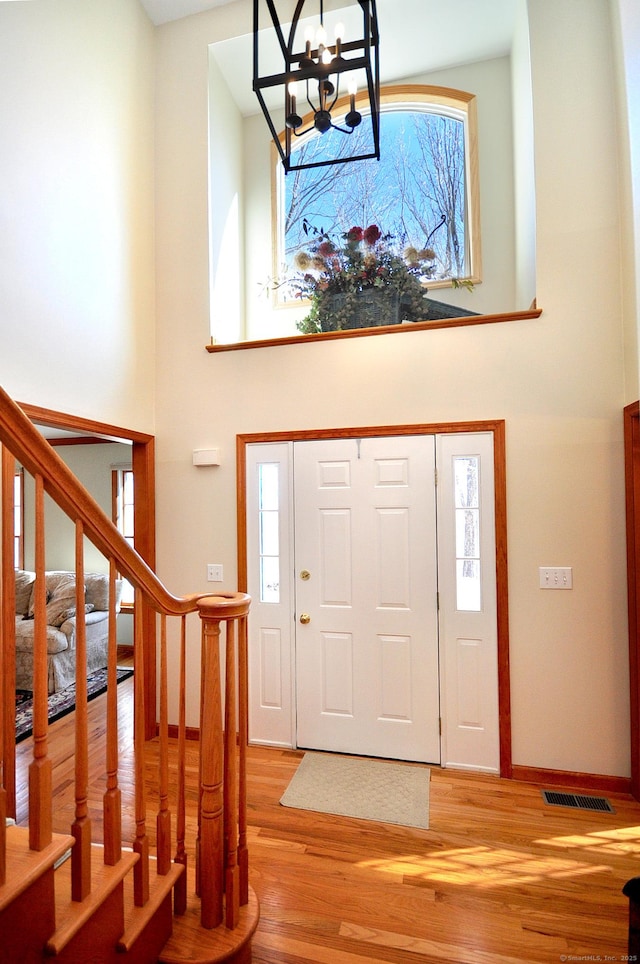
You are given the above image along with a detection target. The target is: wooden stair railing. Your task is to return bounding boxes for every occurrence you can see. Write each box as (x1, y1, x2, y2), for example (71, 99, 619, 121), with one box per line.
(0, 385, 258, 963)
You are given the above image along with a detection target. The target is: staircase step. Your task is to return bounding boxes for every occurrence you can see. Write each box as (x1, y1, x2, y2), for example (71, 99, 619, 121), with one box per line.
(118, 859, 184, 953)
(45, 846, 138, 956)
(0, 825, 74, 912)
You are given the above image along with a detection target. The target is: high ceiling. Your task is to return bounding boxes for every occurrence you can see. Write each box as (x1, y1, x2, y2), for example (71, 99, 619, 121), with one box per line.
(140, 0, 519, 115)
(139, 0, 236, 25)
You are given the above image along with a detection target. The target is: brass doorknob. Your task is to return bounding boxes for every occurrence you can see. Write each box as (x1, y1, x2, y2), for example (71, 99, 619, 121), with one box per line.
(299, 613, 311, 624)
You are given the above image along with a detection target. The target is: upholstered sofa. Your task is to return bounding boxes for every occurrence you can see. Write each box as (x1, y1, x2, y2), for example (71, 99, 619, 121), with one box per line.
(14, 569, 123, 694)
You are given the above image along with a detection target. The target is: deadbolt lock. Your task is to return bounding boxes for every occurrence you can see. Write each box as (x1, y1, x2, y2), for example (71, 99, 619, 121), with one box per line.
(300, 569, 311, 581)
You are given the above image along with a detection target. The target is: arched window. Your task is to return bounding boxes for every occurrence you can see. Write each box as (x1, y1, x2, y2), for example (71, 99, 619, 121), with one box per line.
(273, 85, 481, 306)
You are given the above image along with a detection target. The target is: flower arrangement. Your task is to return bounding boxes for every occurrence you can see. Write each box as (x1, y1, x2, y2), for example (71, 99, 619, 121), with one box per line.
(288, 222, 437, 334)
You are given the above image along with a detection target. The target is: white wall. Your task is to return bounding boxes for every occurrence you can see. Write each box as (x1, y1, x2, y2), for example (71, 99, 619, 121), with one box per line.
(154, 0, 630, 775)
(0, 0, 156, 432)
(610, 0, 640, 402)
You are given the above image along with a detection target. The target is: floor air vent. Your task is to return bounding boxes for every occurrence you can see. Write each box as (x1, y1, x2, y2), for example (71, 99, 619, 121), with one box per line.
(541, 790, 615, 813)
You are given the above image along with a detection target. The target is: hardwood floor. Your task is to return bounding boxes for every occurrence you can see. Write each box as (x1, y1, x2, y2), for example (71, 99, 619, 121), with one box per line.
(14, 676, 640, 963)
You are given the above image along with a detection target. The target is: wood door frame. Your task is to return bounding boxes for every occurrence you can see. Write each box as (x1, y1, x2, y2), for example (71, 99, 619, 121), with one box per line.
(237, 419, 512, 778)
(17, 402, 157, 741)
(625, 401, 640, 799)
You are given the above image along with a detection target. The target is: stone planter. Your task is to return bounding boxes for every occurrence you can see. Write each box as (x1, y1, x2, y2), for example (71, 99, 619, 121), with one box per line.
(319, 288, 402, 331)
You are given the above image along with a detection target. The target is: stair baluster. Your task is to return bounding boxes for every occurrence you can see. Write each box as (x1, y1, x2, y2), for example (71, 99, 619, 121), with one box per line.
(0, 758, 4, 892)
(157, 614, 172, 876)
(238, 611, 249, 905)
(0, 573, 5, 889)
(173, 614, 188, 916)
(132, 587, 150, 907)
(1, 445, 16, 845)
(71, 521, 92, 902)
(103, 559, 123, 866)
(0, 447, 9, 889)
(224, 615, 240, 929)
(29, 473, 52, 853)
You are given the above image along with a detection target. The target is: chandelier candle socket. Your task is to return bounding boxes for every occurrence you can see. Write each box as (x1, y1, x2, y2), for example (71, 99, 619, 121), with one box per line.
(253, 0, 380, 173)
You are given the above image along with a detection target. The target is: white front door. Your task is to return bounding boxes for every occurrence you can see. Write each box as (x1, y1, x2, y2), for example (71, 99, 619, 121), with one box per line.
(293, 436, 440, 763)
(245, 430, 501, 773)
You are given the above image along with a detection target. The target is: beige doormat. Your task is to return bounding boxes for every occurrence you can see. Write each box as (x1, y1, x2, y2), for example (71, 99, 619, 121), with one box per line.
(280, 752, 430, 828)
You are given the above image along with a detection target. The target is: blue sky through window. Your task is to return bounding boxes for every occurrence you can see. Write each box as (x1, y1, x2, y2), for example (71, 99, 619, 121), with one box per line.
(283, 107, 467, 283)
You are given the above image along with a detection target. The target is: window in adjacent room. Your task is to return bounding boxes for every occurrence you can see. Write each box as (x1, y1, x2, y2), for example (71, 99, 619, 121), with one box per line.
(14, 467, 24, 569)
(112, 466, 135, 609)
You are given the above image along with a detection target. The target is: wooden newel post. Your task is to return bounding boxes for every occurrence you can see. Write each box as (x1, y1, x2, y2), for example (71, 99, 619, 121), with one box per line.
(623, 877, 640, 956)
(197, 592, 251, 931)
(198, 613, 225, 929)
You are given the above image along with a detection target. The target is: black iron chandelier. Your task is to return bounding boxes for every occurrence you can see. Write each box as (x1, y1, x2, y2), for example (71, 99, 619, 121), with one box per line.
(253, 0, 380, 174)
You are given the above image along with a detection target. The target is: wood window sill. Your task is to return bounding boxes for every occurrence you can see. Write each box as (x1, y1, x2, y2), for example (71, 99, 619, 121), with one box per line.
(205, 308, 542, 353)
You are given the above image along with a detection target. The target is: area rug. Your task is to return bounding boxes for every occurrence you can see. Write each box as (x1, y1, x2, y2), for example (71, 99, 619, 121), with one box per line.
(15, 667, 133, 744)
(280, 752, 430, 829)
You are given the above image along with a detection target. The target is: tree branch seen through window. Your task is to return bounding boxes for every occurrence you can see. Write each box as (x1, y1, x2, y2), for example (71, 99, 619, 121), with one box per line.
(276, 86, 477, 302)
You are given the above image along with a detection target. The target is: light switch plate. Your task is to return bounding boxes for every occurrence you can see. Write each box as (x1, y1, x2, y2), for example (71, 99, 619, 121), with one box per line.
(539, 567, 573, 589)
